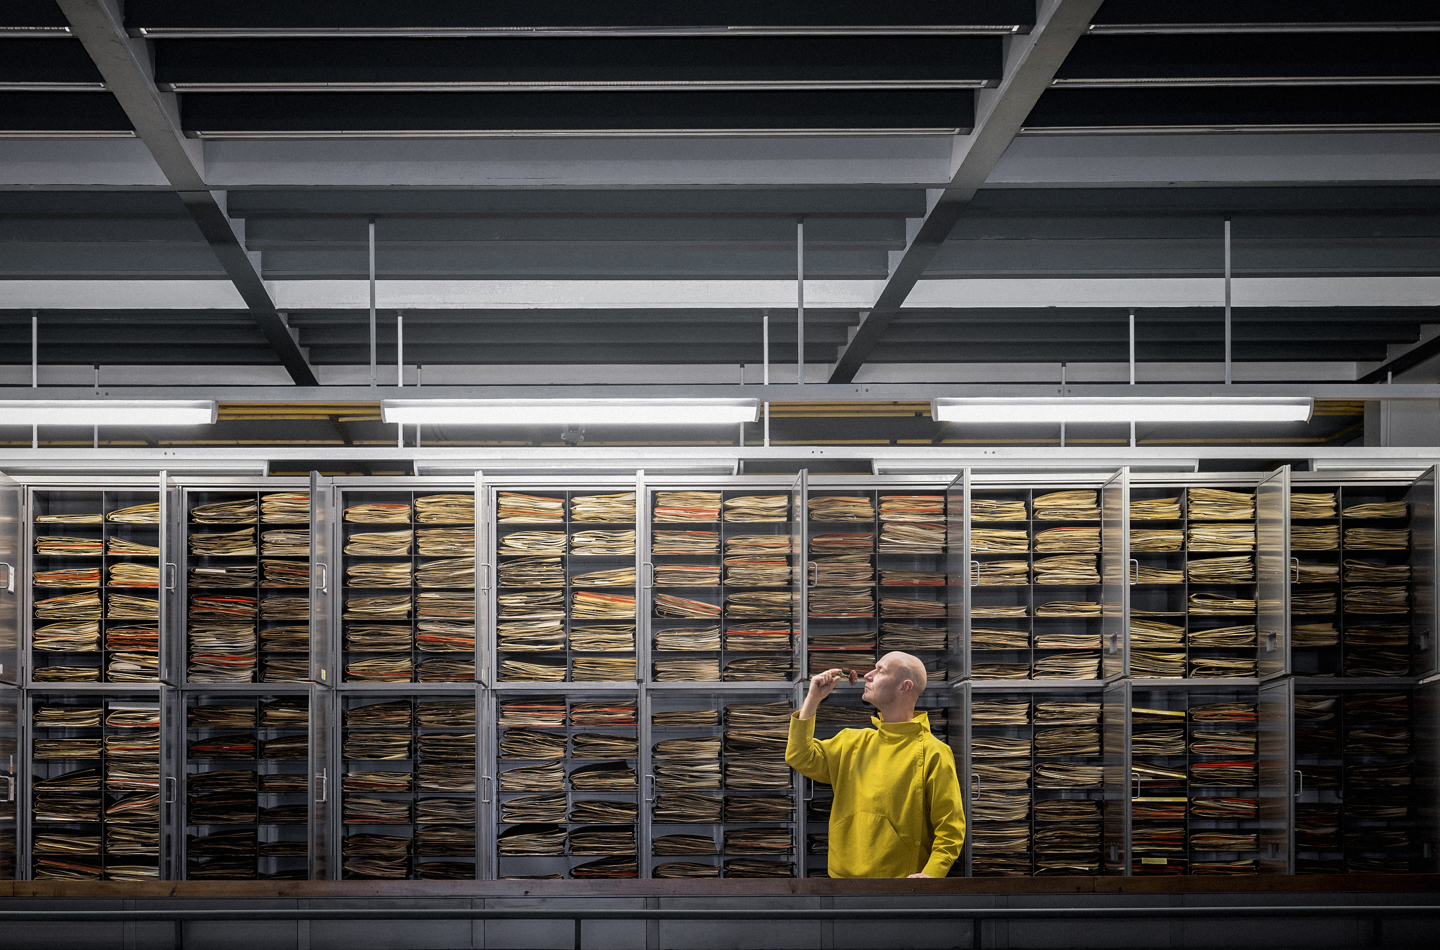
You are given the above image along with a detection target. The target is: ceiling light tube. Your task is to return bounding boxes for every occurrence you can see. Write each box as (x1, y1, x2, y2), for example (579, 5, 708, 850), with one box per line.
(930, 397, 1313, 425)
(0, 400, 217, 426)
(382, 398, 760, 427)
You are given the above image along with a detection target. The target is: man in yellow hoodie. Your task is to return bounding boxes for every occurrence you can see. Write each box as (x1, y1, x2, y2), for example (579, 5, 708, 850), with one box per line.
(786, 652, 964, 878)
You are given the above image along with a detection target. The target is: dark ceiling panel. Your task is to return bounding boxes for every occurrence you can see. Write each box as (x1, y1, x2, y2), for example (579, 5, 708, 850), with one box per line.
(0, 2, 69, 30)
(1091, 0, 1440, 29)
(924, 237, 1440, 278)
(126, 1, 1035, 33)
(155, 36, 1002, 88)
(866, 341, 1389, 362)
(1025, 85, 1440, 131)
(0, 92, 132, 133)
(226, 189, 929, 217)
(0, 39, 105, 84)
(243, 216, 907, 244)
(1056, 33, 1440, 83)
(256, 244, 890, 280)
(182, 89, 976, 134)
(0, 243, 226, 278)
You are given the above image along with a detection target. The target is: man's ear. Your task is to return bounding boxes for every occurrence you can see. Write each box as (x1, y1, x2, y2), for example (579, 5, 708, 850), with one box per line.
(899, 679, 914, 695)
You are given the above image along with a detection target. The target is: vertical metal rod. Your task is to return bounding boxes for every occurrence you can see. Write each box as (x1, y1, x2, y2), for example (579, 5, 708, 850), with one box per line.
(1224, 217, 1232, 385)
(763, 401, 770, 447)
(31, 311, 38, 448)
(762, 312, 770, 385)
(415, 424, 421, 448)
(93, 364, 99, 449)
(398, 424, 403, 448)
(796, 217, 805, 386)
(1059, 362, 1066, 447)
(396, 312, 404, 387)
(1130, 421, 1136, 448)
(738, 423, 745, 447)
(1128, 309, 1136, 385)
(417, 364, 423, 387)
(369, 216, 377, 388)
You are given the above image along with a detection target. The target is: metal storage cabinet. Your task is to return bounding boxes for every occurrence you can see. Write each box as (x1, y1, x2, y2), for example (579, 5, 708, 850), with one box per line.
(965, 682, 1104, 877)
(24, 688, 173, 880)
(179, 478, 314, 688)
(328, 479, 477, 687)
(1284, 470, 1437, 680)
(178, 686, 316, 880)
(1122, 473, 1265, 683)
(644, 685, 798, 880)
(491, 686, 640, 879)
(643, 477, 804, 687)
(485, 478, 641, 688)
(338, 687, 481, 880)
(1288, 679, 1434, 875)
(24, 476, 176, 687)
(0, 469, 21, 686)
(966, 475, 1109, 686)
(1103, 681, 1265, 877)
(0, 683, 17, 879)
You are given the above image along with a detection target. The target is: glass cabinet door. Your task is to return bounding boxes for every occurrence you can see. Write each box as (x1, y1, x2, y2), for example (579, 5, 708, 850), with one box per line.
(0, 470, 20, 685)
(946, 470, 969, 682)
(0, 683, 17, 879)
(1257, 677, 1294, 873)
(308, 685, 333, 879)
(309, 473, 337, 686)
(1101, 469, 1130, 681)
(1101, 680, 1131, 874)
(1406, 466, 1437, 677)
(1256, 466, 1290, 679)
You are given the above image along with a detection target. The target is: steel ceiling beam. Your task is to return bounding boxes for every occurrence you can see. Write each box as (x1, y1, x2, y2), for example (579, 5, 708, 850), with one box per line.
(828, 0, 1105, 383)
(53, 0, 318, 386)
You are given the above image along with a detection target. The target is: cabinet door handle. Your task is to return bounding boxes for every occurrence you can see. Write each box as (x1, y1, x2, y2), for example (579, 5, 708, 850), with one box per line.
(316, 563, 329, 594)
(1294, 768, 1304, 799)
(165, 562, 178, 592)
(165, 776, 177, 805)
(1290, 557, 1300, 584)
(316, 769, 328, 804)
(1128, 558, 1139, 585)
(0, 562, 12, 594)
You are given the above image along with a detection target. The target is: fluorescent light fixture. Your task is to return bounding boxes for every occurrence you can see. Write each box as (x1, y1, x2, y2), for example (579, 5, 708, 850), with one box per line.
(874, 459, 1199, 475)
(0, 399, 217, 426)
(383, 398, 759, 427)
(931, 397, 1313, 425)
(415, 458, 739, 477)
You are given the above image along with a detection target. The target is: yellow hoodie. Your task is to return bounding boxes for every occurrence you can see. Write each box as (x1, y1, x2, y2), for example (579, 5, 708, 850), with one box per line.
(786, 710, 965, 878)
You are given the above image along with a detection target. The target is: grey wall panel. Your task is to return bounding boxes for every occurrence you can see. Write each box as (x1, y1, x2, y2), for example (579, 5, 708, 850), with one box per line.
(307, 899, 474, 950)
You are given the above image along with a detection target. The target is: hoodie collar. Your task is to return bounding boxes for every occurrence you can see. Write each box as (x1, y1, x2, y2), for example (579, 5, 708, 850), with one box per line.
(871, 711, 930, 737)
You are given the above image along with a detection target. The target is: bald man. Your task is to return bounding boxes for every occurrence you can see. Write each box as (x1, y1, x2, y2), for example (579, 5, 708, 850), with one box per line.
(785, 652, 964, 878)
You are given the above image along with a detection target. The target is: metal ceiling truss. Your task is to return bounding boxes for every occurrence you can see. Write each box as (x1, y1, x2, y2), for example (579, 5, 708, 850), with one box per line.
(54, 0, 317, 385)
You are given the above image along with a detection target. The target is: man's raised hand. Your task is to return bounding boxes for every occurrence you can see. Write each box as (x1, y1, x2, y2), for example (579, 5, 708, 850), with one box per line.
(809, 668, 855, 702)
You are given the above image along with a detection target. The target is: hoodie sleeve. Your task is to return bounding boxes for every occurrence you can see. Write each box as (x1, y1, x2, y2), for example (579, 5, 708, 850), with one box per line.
(921, 745, 966, 878)
(785, 711, 834, 784)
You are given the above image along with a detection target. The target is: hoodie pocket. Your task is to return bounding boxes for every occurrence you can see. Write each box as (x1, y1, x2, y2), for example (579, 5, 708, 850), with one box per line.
(828, 811, 920, 878)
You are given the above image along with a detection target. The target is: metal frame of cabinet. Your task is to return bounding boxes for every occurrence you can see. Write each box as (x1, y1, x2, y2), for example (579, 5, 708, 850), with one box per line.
(0, 464, 1435, 881)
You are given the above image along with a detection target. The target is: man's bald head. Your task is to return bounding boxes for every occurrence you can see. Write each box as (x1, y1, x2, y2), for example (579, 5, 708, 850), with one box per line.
(862, 651, 928, 719)
(883, 651, 928, 696)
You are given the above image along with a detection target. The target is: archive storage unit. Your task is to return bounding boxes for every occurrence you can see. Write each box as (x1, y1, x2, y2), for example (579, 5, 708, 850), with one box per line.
(0, 463, 1436, 880)
(179, 686, 317, 880)
(338, 689, 481, 880)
